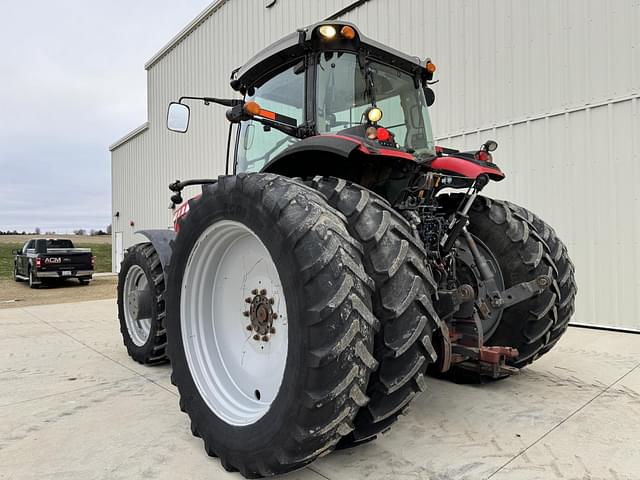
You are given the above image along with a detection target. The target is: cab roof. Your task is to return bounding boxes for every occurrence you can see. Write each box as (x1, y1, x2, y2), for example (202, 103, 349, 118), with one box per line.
(231, 21, 430, 94)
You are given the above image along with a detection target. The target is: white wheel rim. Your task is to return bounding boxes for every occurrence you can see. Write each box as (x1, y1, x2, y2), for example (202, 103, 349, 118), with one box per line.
(181, 220, 289, 426)
(123, 264, 152, 346)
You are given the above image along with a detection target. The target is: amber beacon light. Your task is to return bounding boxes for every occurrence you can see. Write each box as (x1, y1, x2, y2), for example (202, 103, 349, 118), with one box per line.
(340, 25, 356, 39)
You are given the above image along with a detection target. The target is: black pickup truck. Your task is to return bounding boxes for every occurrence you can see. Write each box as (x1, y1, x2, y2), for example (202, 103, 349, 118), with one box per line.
(13, 238, 95, 288)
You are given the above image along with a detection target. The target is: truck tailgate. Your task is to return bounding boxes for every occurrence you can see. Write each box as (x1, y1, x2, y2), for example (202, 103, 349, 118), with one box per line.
(39, 251, 93, 272)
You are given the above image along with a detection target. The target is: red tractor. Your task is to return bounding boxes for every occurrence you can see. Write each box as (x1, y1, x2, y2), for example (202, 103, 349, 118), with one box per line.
(117, 22, 576, 478)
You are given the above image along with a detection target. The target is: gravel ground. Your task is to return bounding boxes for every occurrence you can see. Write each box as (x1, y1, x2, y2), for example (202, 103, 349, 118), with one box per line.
(0, 276, 117, 308)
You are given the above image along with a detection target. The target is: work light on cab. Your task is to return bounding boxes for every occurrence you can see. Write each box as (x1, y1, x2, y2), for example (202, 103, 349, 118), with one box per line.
(366, 106, 383, 123)
(318, 25, 337, 39)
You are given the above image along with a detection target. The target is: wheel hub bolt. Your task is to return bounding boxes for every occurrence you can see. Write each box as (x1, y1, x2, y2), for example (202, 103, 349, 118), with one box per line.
(491, 297, 504, 308)
(245, 287, 278, 341)
(537, 275, 551, 288)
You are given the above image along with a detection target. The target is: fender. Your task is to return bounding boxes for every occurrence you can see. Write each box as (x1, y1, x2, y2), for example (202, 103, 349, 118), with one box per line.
(262, 133, 415, 181)
(262, 135, 363, 175)
(431, 155, 505, 181)
(135, 229, 176, 277)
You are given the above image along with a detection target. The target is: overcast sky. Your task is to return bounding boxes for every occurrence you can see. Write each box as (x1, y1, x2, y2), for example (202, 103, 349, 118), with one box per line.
(0, 0, 211, 233)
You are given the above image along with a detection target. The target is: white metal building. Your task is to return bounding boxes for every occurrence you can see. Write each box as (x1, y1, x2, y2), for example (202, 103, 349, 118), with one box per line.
(110, 0, 640, 330)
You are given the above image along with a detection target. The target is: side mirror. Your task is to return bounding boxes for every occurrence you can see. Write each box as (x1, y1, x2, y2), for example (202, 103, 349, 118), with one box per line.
(11, 249, 19, 255)
(482, 140, 498, 152)
(167, 102, 190, 133)
(424, 87, 435, 107)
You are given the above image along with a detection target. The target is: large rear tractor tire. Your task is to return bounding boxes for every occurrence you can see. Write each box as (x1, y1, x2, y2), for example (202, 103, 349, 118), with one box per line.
(454, 195, 577, 368)
(165, 173, 378, 478)
(311, 177, 440, 446)
(501, 200, 577, 357)
(117, 243, 168, 365)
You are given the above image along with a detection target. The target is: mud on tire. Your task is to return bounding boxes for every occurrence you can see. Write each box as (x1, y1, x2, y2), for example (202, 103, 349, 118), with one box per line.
(311, 177, 440, 445)
(165, 173, 378, 477)
(117, 243, 168, 365)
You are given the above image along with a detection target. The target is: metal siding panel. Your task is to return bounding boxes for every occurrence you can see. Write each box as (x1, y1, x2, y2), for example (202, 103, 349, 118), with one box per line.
(440, 98, 640, 329)
(111, 0, 640, 328)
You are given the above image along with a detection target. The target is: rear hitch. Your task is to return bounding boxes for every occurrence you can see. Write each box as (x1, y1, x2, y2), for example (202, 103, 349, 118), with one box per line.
(490, 274, 552, 310)
(451, 344, 520, 379)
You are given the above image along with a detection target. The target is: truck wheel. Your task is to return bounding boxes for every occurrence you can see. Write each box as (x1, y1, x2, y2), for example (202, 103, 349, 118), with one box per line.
(450, 195, 576, 367)
(311, 177, 440, 446)
(117, 243, 168, 365)
(28, 268, 39, 289)
(78, 278, 91, 286)
(165, 173, 378, 477)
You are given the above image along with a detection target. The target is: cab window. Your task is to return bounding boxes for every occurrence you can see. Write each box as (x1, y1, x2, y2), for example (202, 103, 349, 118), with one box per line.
(235, 64, 305, 173)
(315, 52, 435, 155)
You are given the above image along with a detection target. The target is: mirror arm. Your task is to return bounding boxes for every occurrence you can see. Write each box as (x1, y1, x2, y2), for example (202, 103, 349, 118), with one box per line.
(225, 105, 305, 139)
(169, 178, 217, 192)
(168, 178, 218, 207)
(178, 96, 243, 108)
(254, 117, 303, 138)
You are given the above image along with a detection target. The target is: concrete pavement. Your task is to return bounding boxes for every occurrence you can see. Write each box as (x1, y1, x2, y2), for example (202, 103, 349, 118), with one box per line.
(1, 299, 639, 480)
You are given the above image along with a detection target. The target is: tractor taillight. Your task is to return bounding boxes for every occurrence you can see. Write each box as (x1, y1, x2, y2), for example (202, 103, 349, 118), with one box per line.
(91, 255, 96, 267)
(476, 151, 492, 162)
(35, 257, 42, 269)
(376, 127, 391, 142)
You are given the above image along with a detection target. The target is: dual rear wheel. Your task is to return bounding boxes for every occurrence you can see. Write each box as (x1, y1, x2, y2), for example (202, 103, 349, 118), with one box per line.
(117, 174, 576, 477)
(163, 174, 439, 477)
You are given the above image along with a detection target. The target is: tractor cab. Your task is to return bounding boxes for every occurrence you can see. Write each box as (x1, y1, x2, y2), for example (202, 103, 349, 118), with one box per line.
(166, 22, 438, 180)
(229, 22, 437, 175)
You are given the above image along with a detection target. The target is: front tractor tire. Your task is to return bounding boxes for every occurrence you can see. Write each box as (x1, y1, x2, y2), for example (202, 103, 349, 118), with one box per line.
(165, 173, 378, 478)
(460, 196, 577, 368)
(117, 243, 168, 365)
(311, 177, 440, 445)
